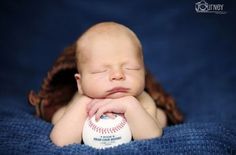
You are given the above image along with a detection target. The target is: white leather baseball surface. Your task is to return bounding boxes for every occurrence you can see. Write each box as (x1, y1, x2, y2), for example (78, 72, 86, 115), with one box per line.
(82, 114, 132, 149)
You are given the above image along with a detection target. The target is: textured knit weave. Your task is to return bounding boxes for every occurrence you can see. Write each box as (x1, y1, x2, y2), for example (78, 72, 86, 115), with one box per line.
(0, 101, 235, 155)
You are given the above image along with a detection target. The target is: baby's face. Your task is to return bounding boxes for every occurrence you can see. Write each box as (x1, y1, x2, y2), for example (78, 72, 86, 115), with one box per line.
(76, 26, 145, 99)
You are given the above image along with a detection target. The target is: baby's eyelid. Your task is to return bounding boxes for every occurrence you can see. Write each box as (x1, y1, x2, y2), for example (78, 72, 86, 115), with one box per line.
(91, 69, 107, 74)
(125, 66, 141, 70)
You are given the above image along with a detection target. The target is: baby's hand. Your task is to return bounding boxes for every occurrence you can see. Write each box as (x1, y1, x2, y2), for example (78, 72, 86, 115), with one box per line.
(87, 96, 139, 121)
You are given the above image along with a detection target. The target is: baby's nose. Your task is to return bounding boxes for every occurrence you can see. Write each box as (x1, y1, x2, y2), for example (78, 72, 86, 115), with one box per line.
(110, 69, 125, 81)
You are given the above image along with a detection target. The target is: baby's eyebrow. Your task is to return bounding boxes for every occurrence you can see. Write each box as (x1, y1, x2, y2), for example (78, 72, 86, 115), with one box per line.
(88, 64, 107, 70)
(123, 60, 141, 66)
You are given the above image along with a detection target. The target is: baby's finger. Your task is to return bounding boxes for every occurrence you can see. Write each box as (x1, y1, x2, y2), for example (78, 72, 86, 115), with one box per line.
(88, 99, 111, 117)
(95, 105, 113, 121)
(105, 112, 116, 119)
(87, 99, 98, 112)
(88, 102, 100, 118)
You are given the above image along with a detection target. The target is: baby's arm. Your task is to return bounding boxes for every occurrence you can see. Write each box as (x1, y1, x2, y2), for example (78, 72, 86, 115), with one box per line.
(124, 96, 163, 140)
(50, 93, 91, 147)
(137, 91, 167, 128)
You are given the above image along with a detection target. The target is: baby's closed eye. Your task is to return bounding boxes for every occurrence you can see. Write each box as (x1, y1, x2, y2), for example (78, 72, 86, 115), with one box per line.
(91, 69, 107, 74)
(125, 66, 141, 70)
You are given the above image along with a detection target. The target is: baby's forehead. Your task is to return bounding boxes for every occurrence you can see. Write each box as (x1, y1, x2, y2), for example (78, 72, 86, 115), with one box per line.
(76, 22, 143, 64)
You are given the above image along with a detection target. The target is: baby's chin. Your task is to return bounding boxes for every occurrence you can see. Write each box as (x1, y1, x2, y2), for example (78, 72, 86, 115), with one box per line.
(104, 92, 131, 99)
(89, 92, 135, 99)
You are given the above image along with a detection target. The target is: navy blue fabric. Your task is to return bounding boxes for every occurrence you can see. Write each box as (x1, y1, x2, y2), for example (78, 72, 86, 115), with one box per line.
(0, 0, 236, 154)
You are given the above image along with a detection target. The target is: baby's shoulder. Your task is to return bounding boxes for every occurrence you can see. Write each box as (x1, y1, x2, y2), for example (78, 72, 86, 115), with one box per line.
(137, 91, 156, 110)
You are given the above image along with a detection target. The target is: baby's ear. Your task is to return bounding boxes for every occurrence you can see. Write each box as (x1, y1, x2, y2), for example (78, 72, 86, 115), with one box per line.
(74, 73, 83, 94)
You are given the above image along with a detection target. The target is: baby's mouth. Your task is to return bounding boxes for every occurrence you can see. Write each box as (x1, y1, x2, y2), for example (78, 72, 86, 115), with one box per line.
(106, 87, 130, 96)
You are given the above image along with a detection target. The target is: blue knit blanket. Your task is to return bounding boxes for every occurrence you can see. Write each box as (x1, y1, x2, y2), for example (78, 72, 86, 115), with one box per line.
(0, 99, 235, 154)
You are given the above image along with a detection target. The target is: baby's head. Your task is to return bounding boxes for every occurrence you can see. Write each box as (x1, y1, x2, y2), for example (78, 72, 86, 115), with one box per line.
(75, 22, 145, 99)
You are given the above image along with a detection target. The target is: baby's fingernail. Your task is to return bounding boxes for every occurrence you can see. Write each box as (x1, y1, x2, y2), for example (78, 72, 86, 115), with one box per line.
(95, 116, 100, 122)
(88, 113, 92, 118)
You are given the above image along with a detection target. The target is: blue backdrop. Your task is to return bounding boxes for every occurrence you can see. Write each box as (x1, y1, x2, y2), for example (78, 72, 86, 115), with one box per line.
(0, 0, 236, 154)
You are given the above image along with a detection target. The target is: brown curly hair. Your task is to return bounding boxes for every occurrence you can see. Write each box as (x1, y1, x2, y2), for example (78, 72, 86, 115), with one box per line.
(28, 43, 183, 125)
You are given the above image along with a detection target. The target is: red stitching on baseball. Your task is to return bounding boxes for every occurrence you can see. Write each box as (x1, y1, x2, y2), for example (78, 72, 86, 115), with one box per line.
(88, 117, 127, 134)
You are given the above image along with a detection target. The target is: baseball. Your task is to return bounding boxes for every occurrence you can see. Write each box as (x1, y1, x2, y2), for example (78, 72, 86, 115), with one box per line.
(82, 114, 132, 149)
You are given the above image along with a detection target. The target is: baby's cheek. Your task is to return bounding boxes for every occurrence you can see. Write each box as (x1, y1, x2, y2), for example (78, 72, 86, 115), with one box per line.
(128, 77, 145, 94)
(83, 82, 106, 98)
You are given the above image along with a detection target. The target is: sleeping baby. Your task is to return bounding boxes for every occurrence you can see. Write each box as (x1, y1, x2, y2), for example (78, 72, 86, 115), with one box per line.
(50, 22, 167, 147)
